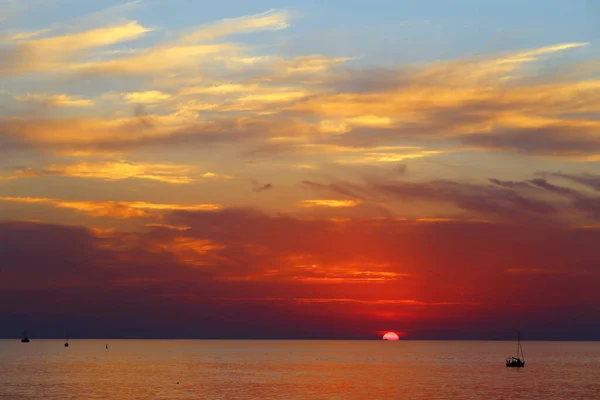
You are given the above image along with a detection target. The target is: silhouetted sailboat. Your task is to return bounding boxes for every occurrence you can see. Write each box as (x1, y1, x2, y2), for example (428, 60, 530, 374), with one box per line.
(505, 330, 525, 367)
(64, 333, 69, 347)
(21, 330, 30, 343)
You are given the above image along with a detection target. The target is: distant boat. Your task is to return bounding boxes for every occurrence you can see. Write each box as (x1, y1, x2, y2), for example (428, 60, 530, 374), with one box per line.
(64, 333, 69, 347)
(506, 330, 525, 367)
(21, 330, 30, 343)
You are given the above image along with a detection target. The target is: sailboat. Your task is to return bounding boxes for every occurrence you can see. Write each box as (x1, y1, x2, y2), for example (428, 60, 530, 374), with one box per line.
(21, 330, 30, 343)
(64, 333, 69, 347)
(505, 330, 525, 367)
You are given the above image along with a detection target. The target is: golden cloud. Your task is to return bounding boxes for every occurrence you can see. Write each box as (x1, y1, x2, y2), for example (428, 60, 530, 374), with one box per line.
(70, 43, 237, 76)
(2, 2, 598, 167)
(2, 161, 195, 184)
(2, 21, 153, 75)
(180, 9, 290, 43)
(200, 172, 234, 180)
(290, 43, 597, 140)
(29, 21, 152, 54)
(299, 200, 361, 208)
(53, 161, 194, 183)
(0, 196, 221, 219)
(121, 91, 173, 104)
(15, 93, 95, 107)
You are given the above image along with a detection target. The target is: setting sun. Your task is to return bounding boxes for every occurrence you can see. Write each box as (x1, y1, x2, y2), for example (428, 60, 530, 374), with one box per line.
(382, 332, 400, 341)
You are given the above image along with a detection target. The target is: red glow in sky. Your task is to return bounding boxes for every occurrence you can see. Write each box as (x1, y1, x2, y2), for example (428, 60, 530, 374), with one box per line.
(0, 1, 599, 340)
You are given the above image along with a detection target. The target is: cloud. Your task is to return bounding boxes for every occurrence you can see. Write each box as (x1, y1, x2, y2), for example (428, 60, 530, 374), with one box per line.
(8, 28, 53, 41)
(2, 212, 599, 339)
(299, 200, 361, 208)
(274, 55, 353, 76)
(0, 8, 284, 83)
(301, 180, 369, 201)
(251, 180, 273, 192)
(0, 111, 317, 154)
(121, 91, 173, 104)
(0, 196, 221, 219)
(544, 172, 600, 192)
(1, 13, 597, 164)
(200, 172, 234, 180)
(64, 10, 292, 79)
(284, 42, 599, 158)
(301, 175, 581, 223)
(489, 179, 535, 190)
(463, 125, 600, 160)
(2, 161, 195, 184)
(526, 178, 581, 197)
(14, 93, 95, 107)
(70, 43, 237, 76)
(180, 9, 290, 43)
(1, 21, 153, 76)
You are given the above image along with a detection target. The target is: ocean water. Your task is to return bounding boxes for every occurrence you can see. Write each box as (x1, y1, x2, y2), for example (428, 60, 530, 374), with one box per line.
(0, 340, 598, 399)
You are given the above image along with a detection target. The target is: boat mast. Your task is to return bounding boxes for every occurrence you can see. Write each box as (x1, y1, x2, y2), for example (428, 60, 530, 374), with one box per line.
(516, 330, 524, 361)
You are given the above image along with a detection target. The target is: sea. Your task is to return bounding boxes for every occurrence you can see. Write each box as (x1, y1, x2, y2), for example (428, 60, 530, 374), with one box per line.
(0, 340, 598, 399)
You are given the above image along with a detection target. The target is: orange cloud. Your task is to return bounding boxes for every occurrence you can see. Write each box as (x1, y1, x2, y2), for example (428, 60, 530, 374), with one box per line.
(49, 161, 194, 184)
(0, 196, 221, 219)
(299, 200, 361, 208)
(200, 172, 234, 180)
(153, 237, 225, 266)
(3, 161, 195, 184)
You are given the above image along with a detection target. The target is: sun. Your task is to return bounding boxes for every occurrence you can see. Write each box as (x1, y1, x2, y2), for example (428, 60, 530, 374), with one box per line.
(382, 332, 400, 341)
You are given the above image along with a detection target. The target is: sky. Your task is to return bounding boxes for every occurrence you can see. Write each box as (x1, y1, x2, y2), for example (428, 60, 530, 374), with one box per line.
(1, 0, 600, 340)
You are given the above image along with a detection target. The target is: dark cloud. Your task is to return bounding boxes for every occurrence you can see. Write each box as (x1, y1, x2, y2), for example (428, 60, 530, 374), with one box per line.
(489, 178, 535, 190)
(526, 178, 581, 197)
(522, 176, 600, 219)
(251, 180, 272, 192)
(544, 172, 600, 192)
(300, 180, 369, 201)
(303, 177, 558, 223)
(463, 125, 600, 156)
(1, 214, 600, 339)
(133, 104, 156, 128)
(571, 196, 600, 220)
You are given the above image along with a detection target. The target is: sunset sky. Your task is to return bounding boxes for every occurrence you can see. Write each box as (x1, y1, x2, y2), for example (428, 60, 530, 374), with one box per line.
(1, 0, 600, 339)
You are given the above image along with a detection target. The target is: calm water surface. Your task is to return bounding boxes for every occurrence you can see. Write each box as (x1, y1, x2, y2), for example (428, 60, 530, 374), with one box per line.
(0, 340, 599, 399)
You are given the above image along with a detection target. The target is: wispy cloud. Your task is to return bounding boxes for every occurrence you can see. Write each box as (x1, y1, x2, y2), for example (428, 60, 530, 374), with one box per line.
(1, 21, 153, 76)
(2, 161, 195, 184)
(0, 196, 221, 219)
(15, 93, 95, 107)
(180, 9, 290, 43)
(251, 180, 273, 192)
(299, 200, 361, 208)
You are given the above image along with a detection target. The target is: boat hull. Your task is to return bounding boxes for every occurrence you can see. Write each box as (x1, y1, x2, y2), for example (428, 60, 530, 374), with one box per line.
(506, 359, 525, 367)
